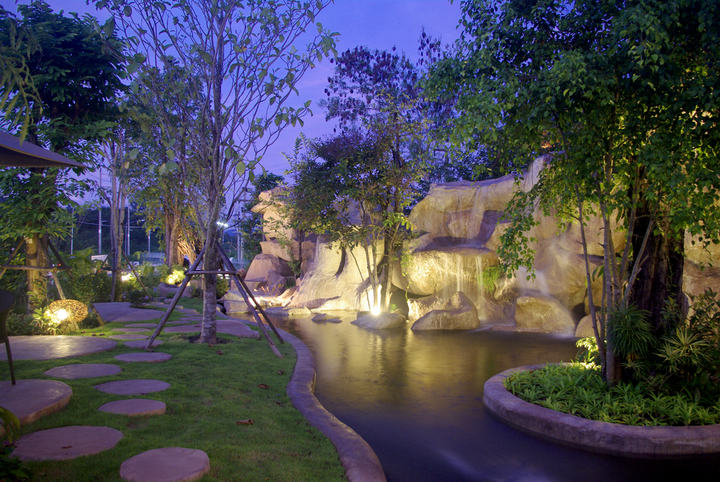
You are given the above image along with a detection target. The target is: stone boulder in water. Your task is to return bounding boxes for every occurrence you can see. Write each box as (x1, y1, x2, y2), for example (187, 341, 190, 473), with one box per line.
(514, 294, 576, 335)
(353, 312, 406, 330)
(411, 292, 480, 331)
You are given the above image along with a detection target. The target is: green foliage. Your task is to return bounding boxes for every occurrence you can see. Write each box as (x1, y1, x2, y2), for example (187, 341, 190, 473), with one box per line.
(576, 337, 600, 366)
(505, 364, 720, 426)
(0, 406, 21, 443)
(216, 277, 229, 299)
(126, 288, 147, 307)
(608, 304, 653, 360)
(478, 264, 503, 295)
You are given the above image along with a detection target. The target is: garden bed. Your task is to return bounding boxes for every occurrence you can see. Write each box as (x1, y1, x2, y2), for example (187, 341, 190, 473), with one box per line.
(483, 364, 720, 457)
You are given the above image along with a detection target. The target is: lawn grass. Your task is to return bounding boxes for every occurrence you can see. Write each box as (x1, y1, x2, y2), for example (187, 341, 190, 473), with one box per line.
(1, 308, 345, 481)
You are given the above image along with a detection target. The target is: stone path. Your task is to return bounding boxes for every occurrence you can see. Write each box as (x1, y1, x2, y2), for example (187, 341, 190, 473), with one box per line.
(95, 379, 171, 396)
(0, 379, 72, 424)
(115, 327, 152, 333)
(109, 334, 149, 341)
(125, 339, 163, 349)
(0, 336, 116, 360)
(115, 352, 172, 363)
(92, 302, 164, 322)
(99, 399, 166, 416)
(12, 426, 123, 461)
(2, 303, 268, 479)
(44, 363, 121, 379)
(119, 447, 210, 482)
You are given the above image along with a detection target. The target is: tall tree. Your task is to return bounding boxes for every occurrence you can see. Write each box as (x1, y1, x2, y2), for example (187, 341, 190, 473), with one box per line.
(426, 0, 720, 383)
(0, 1, 126, 308)
(100, 0, 337, 343)
(320, 46, 428, 312)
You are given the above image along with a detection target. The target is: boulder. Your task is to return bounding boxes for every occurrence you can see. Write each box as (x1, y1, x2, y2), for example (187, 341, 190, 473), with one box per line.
(514, 294, 576, 335)
(683, 260, 720, 300)
(245, 254, 292, 280)
(575, 314, 595, 338)
(352, 312, 406, 330)
(411, 292, 480, 331)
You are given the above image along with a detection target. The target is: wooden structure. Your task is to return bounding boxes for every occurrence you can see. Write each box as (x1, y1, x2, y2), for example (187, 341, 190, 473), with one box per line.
(145, 240, 284, 356)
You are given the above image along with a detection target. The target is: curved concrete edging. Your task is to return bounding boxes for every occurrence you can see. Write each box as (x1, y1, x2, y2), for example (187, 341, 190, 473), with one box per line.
(483, 364, 720, 457)
(281, 329, 387, 482)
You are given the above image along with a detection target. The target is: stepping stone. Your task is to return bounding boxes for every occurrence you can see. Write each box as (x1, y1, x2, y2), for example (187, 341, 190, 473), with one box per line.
(0, 336, 116, 361)
(0, 379, 72, 424)
(164, 324, 201, 333)
(109, 334, 148, 341)
(124, 339, 164, 349)
(167, 320, 197, 325)
(93, 302, 163, 322)
(217, 320, 259, 339)
(12, 426, 123, 461)
(115, 352, 172, 363)
(120, 447, 210, 482)
(124, 323, 159, 328)
(95, 379, 170, 395)
(99, 399, 166, 416)
(115, 327, 151, 333)
(44, 363, 121, 379)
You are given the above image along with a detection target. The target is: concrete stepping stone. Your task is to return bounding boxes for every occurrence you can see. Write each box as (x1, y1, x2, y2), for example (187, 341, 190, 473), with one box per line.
(115, 352, 172, 363)
(0, 379, 72, 424)
(12, 426, 123, 461)
(164, 324, 201, 333)
(99, 399, 166, 416)
(116, 327, 152, 333)
(95, 379, 170, 395)
(124, 339, 164, 349)
(0, 336, 116, 361)
(217, 320, 259, 339)
(44, 363, 121, 379)
(123, 323, 159, 328)
(93, 302, 163, 322)
(120, 447, 210, 482)
(109, 334, 148, 341)
(167, 320, 197, 325)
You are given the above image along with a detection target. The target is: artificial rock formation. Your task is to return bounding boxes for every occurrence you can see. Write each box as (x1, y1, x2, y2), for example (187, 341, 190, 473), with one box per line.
(241, 156, 720, 335)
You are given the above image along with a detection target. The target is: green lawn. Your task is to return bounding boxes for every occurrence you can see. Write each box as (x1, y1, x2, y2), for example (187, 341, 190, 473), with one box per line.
(1, 310, 345, 481)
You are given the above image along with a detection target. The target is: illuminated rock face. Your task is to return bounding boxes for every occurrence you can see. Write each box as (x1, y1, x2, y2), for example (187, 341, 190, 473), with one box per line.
(241, 156, 720, 334)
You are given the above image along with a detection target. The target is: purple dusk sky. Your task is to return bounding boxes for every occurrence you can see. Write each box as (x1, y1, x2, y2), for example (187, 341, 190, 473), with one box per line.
(3, 0, 462, 175)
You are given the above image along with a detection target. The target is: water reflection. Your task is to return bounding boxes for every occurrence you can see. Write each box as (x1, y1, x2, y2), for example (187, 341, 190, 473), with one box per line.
(277, 317, 720, 482)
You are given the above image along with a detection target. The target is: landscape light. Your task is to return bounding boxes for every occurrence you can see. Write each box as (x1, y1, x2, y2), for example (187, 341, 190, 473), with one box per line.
(45, 299, 88, 325)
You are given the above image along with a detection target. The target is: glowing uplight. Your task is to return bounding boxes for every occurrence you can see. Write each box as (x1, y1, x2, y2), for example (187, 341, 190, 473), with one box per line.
(53, 308, 69, 323)
(166, 268, 185, 285)
(371, 305, 381, 316)
(45, 299, 88, 325)
(121, 273, 134, 282)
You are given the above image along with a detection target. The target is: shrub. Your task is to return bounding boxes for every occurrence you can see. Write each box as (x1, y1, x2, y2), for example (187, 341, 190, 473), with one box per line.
(505, 363, 720, 426)
(126, 289, 148, 308)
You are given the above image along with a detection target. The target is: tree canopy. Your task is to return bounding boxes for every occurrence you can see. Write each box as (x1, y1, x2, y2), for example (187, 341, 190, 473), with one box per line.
(427, 0, 720, 382)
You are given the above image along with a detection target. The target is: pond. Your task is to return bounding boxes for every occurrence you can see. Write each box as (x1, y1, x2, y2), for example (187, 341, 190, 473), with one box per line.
(275, 316, 720, 481)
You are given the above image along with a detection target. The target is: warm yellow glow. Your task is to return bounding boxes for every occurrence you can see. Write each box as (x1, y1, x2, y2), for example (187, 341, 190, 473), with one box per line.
(166, 269, 185, 285)
(45, 299, 88, 325)
(121, 273, 134, 282)
(371, 305, 381, 316)
(52, 308, 69, 323)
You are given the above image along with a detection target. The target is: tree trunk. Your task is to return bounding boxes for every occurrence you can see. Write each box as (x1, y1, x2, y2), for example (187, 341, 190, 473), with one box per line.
(164, 213, 182, 266)
(199, 216, 219, 345)
(25, 234, 48, 311)
(630, 207, 686, 337)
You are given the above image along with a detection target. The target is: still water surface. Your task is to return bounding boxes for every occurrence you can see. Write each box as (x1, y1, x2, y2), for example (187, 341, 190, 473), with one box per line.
(276, 317, 720, 481)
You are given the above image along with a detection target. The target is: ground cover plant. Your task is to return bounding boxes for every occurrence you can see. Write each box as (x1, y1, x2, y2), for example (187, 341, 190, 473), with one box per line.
(505, 343, 720, 427)
(0, 312, 344, 481)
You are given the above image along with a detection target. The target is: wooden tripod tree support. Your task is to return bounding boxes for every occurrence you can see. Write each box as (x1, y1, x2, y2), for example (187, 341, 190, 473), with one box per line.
(0, 238, 69, 299)
(144, 240, 284, 357)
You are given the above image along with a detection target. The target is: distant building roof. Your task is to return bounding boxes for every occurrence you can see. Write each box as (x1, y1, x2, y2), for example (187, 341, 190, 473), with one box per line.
(0, 131, 83, 168)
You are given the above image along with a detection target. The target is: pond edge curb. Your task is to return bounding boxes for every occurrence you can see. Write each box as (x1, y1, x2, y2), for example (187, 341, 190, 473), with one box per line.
(483, 364, 720, 457)
(281, 328, 387, 482)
